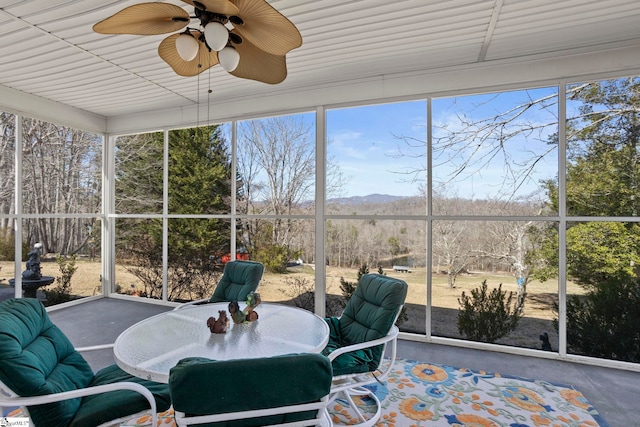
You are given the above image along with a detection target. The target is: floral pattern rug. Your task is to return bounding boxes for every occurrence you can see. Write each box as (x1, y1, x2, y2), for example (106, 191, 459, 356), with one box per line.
(5, 358, 609, 427)
(330, 358, 610, 427)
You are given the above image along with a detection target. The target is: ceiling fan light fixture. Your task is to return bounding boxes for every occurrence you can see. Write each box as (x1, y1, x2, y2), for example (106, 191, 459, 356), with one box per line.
(204, 21, 229, 51)
(218, 45, 240, 72)
(175, 32, 199, 61)
(93, 0, 302, 83)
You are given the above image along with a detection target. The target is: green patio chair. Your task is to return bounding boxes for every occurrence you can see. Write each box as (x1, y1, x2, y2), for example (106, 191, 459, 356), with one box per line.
(169, 353, 333, 427)
(0, 298, 171, 427)
(174, 260, 264, 309)
(323, 273, 408, 427)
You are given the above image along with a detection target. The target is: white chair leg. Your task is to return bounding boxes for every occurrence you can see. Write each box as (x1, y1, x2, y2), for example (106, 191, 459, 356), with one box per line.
(332, 387, 381, 427)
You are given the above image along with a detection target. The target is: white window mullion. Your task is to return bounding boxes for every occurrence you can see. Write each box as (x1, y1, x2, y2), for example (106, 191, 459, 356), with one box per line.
(315, 106, 327, 317)
(162, 129, 169, 302)
(231, 122, 237, 258)
(103, 133, 115, 296)
(558, 82, 568, 359)
(13, 114, 23, 298)
(425, 98, 433, 339)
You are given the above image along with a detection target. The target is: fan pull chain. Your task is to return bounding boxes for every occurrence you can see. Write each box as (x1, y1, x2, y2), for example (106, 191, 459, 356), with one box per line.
(196, 64, 201, 141)
(207, 67, 212, 126)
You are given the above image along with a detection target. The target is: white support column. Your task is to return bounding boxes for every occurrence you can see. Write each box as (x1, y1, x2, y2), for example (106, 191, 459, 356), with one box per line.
(13, 114, 22, 298)
(231, 122, 237, 259)
(103, 133, 114, 296)
(425, 98, 432, 339)
(557, 82, 568, 359)
(315, 106, 327, 317)
(162, 129, 169, 302)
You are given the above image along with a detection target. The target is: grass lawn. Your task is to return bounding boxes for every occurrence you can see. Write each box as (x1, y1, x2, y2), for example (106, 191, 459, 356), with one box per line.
(1, 259, 585, 351)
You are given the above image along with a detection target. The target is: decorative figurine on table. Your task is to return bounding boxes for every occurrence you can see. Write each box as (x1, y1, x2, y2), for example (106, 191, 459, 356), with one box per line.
(229, 291, 262, 324)
(206, 310, 229, 334)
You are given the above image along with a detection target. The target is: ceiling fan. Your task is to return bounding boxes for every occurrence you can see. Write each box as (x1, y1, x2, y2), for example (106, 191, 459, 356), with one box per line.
(93, 0, 302, 84)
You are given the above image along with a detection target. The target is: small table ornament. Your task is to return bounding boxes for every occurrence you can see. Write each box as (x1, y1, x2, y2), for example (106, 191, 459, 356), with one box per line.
(230, 291, 262, 324)
(205, 292, 262, 333)
(206, 310, 229, 334)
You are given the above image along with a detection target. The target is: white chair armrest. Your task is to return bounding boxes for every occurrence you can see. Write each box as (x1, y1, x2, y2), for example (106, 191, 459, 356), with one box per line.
(0, 381, 158, 427)
(172, 298, 209, 310)
(75, 343, 114, 352)
(326, 325, 398, 362)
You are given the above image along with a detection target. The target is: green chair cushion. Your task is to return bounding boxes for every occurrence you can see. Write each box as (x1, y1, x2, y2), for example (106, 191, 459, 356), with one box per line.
(209, 260, 264, 303)
(0, 298, 93, 427)
(323, 317, 380, 376)
(323, 274, 408, 376)
(0, 298, 171, 427)
(69, 364, 171, 427)
(169, 353, 332, 427)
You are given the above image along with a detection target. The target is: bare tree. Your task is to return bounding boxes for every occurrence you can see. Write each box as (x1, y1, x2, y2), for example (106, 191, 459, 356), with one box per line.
(394, 89, 561, 206)
(13, 118, 101, 255)
(239, 116, 314, 248)
(433, 219, 471, 288)
(238, 115, 345, 257)
(392, 90, 562, 289)
(0, 113, 15, 231)
(237, 126, 266, 252)
(476, 220, 536, 304)
(434, 93, 557, 199)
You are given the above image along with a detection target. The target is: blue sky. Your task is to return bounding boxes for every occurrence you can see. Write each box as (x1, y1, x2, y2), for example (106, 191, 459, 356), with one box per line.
(327, 101, 427, 199)
(229, 87, 561, 202)
(327, 87, 559, 201)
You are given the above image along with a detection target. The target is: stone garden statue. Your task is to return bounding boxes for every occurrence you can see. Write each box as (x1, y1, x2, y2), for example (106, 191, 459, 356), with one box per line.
(22, 242, 43, 280)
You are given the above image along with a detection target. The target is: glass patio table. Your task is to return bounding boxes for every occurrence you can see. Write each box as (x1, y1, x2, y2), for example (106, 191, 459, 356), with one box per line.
(113, 302, 330, 383)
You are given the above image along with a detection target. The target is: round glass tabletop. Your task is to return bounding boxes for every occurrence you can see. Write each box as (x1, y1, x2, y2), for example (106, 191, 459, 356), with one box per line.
(114, 302, 330, 383)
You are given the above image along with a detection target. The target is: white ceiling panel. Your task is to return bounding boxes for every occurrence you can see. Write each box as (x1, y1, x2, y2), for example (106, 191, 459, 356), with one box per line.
(0, 0, 639, 123)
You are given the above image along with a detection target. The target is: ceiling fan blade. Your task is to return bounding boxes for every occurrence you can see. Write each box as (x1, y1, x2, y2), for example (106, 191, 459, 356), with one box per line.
(181, 0, 239, 16)
(230, 35, 288, 84)
(158, 32, 218, 77)
(230, 0, 302, 56)
(93, 3, 190, 35)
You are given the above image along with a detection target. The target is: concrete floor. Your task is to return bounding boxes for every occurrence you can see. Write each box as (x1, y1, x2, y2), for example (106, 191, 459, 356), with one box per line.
(35, 297, 639, 427)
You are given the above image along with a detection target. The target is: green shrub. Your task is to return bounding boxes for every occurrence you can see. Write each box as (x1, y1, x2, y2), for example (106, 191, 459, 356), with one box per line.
(0, 229, 29, 261)
(278, 276, 344, 316)
(560, 277, 640, 362)
(43, 255, 77, 306)
(338, 264, 369, 308)
(339, 264, 408, 326)
(254, 244, 298, 273)
(457, 280, 524, 343)
(279, 276, 315, 311)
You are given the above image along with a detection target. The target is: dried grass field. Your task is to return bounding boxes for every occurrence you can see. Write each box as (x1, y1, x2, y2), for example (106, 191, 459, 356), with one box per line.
(0, 259, 584, 350)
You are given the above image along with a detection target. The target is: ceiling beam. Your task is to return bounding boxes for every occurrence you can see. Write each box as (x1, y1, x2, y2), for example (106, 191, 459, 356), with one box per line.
(478, 0, 504, 62)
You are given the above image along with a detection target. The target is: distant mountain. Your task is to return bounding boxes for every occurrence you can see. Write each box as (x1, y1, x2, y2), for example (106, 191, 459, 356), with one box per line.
(327, 194, 409, 205)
